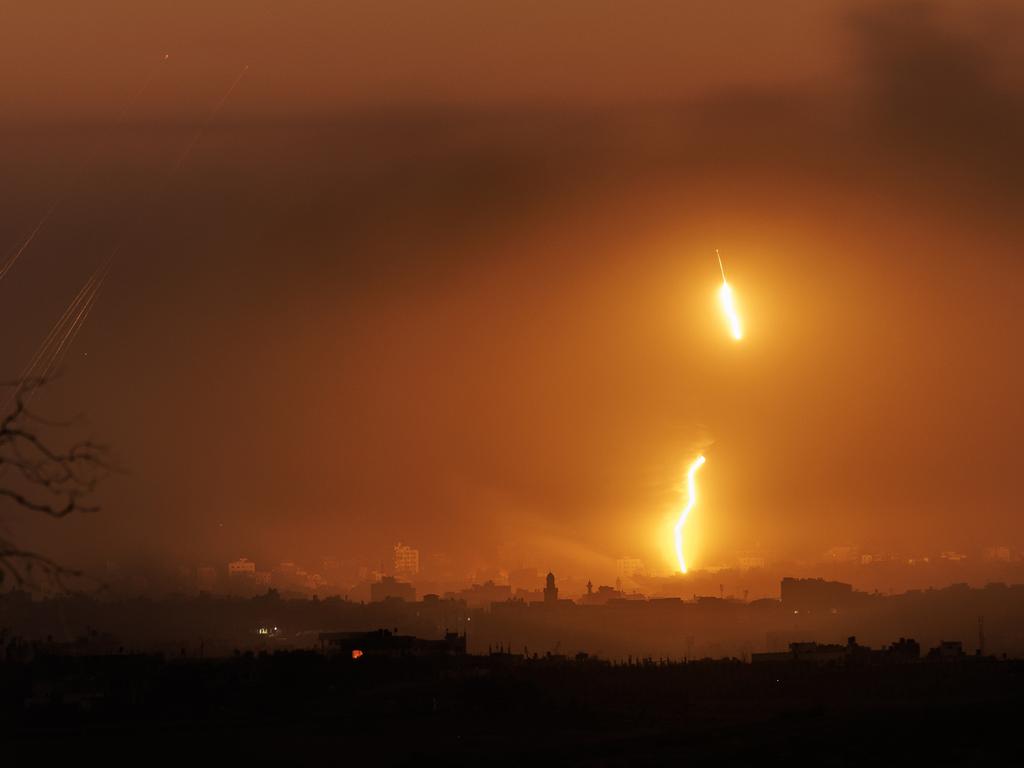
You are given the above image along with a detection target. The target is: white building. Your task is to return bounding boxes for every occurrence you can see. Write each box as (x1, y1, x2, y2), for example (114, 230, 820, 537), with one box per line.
(393, 543, 420, 577)
(616, 557, 644, 580)
(738, 556, 766, 570)
(983, 546, 1012, 562)
(228, 557, 257, 577)
(825, 545, 859, 563)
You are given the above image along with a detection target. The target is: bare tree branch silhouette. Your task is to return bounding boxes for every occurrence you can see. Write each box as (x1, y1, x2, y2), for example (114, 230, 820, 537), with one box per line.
(0, 377, 114, 590)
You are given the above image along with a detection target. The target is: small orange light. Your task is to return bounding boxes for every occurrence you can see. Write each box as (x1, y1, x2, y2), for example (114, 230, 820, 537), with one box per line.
(351, 649, 363, 659)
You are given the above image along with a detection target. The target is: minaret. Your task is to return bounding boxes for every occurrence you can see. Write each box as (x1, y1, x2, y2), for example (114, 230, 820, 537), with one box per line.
(543, 571, 558, 604)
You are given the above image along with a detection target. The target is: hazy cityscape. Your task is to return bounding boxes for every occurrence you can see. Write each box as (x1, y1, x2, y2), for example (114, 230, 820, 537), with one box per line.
(5, 540, 1022, 661)
(104, 540, 1024, 603)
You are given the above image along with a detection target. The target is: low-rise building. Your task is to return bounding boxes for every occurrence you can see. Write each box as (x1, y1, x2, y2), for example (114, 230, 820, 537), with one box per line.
(319, 629, 465, 658)
(370, 575, 415, 603)
(228, 557, 257, 577)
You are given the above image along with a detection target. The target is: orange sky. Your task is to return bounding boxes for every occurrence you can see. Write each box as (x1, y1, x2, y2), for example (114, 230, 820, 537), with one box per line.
(3, 1, 1024, 580)
(0, 1, 847, 116)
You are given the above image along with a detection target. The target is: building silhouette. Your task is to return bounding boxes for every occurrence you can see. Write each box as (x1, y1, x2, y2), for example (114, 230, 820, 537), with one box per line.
(543, 572, 559, 604)
(371, 575, 415, 603)
(446, 580, 512, 608)
(781, 577, 853, 613)
(319, 628, 465, 658)
(196, 565, 218, 591)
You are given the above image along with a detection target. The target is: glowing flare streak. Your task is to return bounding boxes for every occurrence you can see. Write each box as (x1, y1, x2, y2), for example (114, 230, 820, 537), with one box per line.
(719, 281, 742, 340)
(716, 249, 743, 340)
(674, 455, 706, 574)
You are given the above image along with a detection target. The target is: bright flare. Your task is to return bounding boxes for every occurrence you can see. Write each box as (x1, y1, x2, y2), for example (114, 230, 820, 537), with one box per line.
(716, 249, 743, 340)
(674, 455, 706, 574)
(719, 281, 743, 340)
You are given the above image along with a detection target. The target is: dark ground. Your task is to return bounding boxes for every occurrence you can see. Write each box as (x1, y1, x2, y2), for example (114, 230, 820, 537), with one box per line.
(2, 652, 1021, 765)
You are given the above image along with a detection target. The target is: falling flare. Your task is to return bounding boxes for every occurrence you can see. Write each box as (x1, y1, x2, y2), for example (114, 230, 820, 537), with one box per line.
(674, 455, 706, 574)
(716, 249, 743, 340)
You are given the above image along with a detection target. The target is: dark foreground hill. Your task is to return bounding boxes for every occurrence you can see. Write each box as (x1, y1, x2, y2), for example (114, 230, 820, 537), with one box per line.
(2, 651, 1021, 765)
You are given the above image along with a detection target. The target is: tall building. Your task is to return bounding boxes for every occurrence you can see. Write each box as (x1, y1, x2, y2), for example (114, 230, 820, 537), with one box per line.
(543, 571, 559, 604)
(393, 542, 420, 578)
(616, 557, 644, 580)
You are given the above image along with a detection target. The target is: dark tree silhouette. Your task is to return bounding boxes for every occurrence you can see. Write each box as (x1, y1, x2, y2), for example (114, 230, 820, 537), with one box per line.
(0, 378, 112, 589)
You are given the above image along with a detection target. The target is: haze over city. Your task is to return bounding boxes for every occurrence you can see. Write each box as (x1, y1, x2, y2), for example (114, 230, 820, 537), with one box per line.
(4, 1, 1024, 591)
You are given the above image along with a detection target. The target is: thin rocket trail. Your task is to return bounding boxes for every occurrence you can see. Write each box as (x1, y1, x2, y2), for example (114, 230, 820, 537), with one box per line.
(22, 276, 104, 408)
(171, 64, 249, 174)
(14, 274, 98, 384)
(41, 292, 98, 382)
(81, 65, 249, 356)
(40, 263, 111, 382)
(115, 53, 170, 123)
(1, 286, 89, 412)
(0, 216, 51, 282)
(2, 262, 108, 412)
(104, 64, 249, 265)
(0, 54, 171, 285)
(8, 63, 249, 400)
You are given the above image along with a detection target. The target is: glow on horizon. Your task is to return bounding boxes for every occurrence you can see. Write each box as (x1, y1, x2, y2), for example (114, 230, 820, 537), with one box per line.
(674, 455, 706, 574)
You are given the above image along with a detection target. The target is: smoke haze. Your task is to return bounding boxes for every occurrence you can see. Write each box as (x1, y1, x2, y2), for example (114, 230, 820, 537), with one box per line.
(2, 1, 1023, 580)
